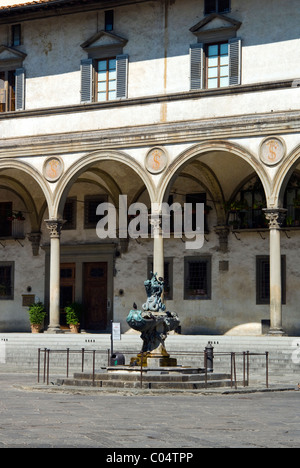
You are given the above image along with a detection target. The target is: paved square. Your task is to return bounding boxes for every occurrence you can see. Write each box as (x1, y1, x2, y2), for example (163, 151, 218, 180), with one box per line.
(0, 372, 299, 448)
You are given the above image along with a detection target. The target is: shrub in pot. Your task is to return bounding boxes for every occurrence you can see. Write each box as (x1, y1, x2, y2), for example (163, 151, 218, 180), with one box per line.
(65, 302, 83, 333)
(28, 302, 47, 333)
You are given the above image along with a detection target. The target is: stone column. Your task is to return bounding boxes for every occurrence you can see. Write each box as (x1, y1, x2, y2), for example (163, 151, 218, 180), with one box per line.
(264, 208, 287, 336)
(45, 219, 65, 333)
(150, 213, 164, 281)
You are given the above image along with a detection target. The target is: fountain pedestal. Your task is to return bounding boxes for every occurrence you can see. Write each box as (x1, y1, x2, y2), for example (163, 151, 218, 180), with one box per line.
(126, 273, 180, 367)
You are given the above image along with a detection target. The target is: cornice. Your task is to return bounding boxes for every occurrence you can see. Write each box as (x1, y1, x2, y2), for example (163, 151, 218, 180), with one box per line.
(0, 109, 299, 158)
(0, 0, 156, 24)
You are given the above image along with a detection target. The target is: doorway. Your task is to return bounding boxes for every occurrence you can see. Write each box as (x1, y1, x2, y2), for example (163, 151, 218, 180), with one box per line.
(60, 263, 76, 327)
(83, 262, 108, 330)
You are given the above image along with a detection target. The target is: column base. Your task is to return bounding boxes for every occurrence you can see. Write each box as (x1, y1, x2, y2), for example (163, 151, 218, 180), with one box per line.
(45, 326, 65, 334)
(267, 327, 287, 337)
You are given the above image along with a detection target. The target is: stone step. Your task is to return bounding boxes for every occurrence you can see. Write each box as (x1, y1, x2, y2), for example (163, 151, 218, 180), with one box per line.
(72, 371, 230, 382)
(57, 375, 242, 390)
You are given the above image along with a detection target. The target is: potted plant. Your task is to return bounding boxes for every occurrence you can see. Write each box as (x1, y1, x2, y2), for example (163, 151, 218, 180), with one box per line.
(28, 302, 46, 333)
(65, 302, 83, 333)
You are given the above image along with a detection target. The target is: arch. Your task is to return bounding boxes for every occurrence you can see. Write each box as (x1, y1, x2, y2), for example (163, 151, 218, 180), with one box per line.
(0, 159, 52, 219)
(0, 176, 40, 231)
(273, 144, 300, 207)
(53, 150, 156, 218)
(157, 141, 271, 207)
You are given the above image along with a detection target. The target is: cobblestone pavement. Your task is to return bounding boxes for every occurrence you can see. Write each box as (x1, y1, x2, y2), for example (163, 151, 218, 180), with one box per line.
(0, 371, 299, 449)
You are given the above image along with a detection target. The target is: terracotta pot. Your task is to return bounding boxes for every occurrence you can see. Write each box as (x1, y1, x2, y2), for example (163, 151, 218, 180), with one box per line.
(69, 324, 80, 333)
(31, 324, 41, 334)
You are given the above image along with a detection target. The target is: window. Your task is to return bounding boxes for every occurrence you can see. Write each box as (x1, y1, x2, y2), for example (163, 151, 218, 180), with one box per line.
(63, 198, 77, 230)
(11, 24, 21, 46)
(284, 172, 300, 227)
(0, 68, 24, 112)
(206, 42, 229, 88)
(84, 195, 108, 229)
(81, 55, 128, 103)
(205, 0, 230, 14)
(190, 38, 241, 90)
(96, 58, 117, 102)
(148, 258, 173, 300)
(256, 256, 286, 305)
(0, 202, 13, 237)
(0, 71, 15, 112)
(105, 10, 114, 31)
(0, 262, 14, 300)
(186, 193, 209, 232)
(184, 256, 212, 300)
(228, 176, 267, 230)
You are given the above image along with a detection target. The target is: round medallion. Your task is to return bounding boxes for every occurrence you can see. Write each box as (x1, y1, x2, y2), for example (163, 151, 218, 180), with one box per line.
(259, 137, 286, 166)
(145, 147, 168, 174)
(43, 157, 64, 182)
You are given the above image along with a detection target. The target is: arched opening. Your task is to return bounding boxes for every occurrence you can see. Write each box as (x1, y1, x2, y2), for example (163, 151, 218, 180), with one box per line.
(47, 153, 154, 332)
(157, 144, 270, 335)
(0, 162, 50, 332)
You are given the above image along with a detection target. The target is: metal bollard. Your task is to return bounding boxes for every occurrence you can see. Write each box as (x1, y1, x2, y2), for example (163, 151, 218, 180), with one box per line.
(205, 342, 214, 373)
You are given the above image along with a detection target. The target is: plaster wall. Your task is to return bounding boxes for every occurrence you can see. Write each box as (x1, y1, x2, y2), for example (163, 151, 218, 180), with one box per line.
(0, 0, 298, 126)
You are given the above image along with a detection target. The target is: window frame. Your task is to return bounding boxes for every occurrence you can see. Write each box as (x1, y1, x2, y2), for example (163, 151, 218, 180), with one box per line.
(184, 256, 212, 300)
(0, 202, 13, 237)
(11, 24, 21, 47)
(204, 0, 231, 15)
(94, 57, 117, 102)
(84, 195, 108, 229)
(63, 197, 77, 231)
(256, 256, 286, 305)
(0, 262, 14, 301)
(105, 10, 114, 32)
(205, 41, 229, 89)
(0, 70, 16, 112)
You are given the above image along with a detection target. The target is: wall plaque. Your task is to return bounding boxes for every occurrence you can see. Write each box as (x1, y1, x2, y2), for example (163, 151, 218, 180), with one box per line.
(22, 294, 35, 307)
(43, 157, 64, 182)
(259, 137, 286, 166)
(145, 147, 168, 174)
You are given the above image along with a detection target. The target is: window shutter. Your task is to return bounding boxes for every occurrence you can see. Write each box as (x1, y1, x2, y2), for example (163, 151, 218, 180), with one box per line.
(190, 43, 204, 90)
(229, 37, 241, 86)
(15, 68, 25, 111)
(116, 54, 128, 99)
(80, 59, 93, 103)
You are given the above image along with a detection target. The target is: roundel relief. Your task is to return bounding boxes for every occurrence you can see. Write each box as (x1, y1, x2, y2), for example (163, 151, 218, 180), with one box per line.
(145, 147, 168, 174)
(259, 137, 286, 166)
(43, 157, 64, 182)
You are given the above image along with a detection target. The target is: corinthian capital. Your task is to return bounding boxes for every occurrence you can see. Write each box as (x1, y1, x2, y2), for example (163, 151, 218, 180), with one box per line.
(263, 208, 287, 229)
(45, 219, 65, 238)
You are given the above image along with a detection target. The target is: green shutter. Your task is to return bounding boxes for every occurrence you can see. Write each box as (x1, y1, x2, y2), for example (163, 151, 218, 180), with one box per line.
(80, 59, 93, 103)
(116, 54, 128, 99)
(15, 68, 25, 111)
(190, 43, 204, 90)
(229, 38, 241, 86)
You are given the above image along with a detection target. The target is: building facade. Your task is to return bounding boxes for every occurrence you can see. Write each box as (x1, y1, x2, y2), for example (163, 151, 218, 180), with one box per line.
(0, 0, 299, 335)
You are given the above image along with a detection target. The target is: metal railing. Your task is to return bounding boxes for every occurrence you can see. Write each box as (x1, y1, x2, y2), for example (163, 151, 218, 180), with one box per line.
(37, 347, 269, 390)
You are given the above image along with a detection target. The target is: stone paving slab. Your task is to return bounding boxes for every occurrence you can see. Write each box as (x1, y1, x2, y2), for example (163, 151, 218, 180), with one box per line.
(0, 370, 300, 448)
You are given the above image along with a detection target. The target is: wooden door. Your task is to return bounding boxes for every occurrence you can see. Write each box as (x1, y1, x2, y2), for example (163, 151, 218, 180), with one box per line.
(60, 263, 76, 327)
(83, 262, 108, 330)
